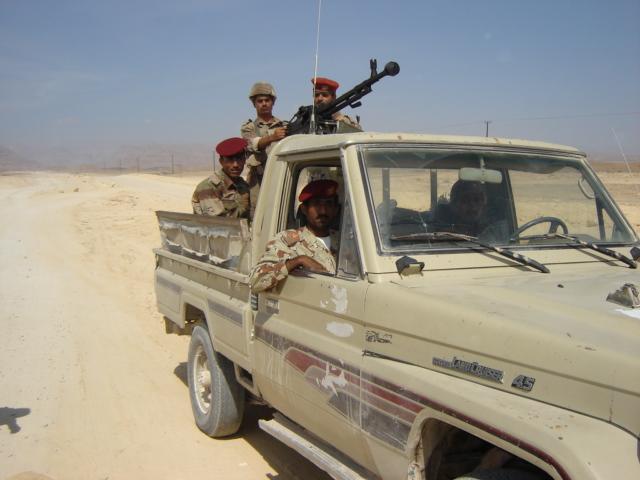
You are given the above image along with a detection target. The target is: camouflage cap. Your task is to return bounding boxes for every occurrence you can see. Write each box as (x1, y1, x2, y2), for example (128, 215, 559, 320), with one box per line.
(249, 82, 276, 100)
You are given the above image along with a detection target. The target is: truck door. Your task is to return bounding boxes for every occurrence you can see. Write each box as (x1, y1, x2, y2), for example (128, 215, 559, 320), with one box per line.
(252, 163, 372, 467)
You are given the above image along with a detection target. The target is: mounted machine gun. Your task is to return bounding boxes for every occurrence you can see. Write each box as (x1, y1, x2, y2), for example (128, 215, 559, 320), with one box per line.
(286, 59, 400, 135)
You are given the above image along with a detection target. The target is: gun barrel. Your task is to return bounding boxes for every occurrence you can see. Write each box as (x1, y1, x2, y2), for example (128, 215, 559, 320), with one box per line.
(286, 59, 400, 136)
(319, 60, 400, 118)
(384, 61, 400, 76)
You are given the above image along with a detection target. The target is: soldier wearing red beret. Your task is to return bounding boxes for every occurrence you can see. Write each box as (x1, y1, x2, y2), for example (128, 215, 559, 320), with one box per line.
(191, 137, 251, 219)
(312, 77, 362, 130)
(249, 179, 341, 292)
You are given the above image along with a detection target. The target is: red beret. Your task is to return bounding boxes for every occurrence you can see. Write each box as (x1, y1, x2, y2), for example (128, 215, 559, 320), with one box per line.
(299, 179, 339, 202)
(216, 137, 247, 157)
(312, 77, 339, 91)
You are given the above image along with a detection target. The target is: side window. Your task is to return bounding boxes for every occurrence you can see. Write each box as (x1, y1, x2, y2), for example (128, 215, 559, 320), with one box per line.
(287, 164, 346, 277)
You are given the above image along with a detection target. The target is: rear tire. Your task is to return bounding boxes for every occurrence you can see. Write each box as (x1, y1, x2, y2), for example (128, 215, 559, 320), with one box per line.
(187, 324, 245, 437)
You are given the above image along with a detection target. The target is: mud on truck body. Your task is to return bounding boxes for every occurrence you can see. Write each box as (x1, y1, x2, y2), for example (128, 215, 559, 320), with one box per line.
(154, 133, 640, 480)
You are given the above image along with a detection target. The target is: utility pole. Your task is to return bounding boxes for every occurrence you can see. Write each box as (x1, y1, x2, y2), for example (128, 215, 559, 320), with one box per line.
(484, 120, 492, 137)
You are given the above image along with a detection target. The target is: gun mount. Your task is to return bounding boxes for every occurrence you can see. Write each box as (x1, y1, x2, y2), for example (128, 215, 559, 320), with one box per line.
(287, 59, 400, 136)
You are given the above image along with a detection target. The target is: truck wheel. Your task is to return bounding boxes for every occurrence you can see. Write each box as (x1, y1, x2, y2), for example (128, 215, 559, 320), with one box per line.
(455, 470, 544, 480)
(187, 324, 245, 437)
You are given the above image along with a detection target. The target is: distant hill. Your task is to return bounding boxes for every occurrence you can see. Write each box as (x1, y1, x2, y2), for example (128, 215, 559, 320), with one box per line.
(9, 143, 213, 173)
(4, 142, 636, 174)
(0, 146, 40, 171)
(588, 152, 639, 163)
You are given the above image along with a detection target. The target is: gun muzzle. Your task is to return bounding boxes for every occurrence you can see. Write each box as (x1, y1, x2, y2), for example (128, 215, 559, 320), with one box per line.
(384, 62, 400, 76)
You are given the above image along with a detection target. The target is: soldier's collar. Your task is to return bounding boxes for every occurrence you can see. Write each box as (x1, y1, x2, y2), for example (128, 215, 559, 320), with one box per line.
(301, 226, 337, 239)
(211, 171, 242, 189)
(254, 116, 282, 126)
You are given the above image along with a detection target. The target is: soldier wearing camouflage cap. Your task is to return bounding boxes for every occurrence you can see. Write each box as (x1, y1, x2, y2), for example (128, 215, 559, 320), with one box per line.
(312, 77, 361, 130)
(241, 81, 288, 217)
(191, 137, 251, 219)
(249, 179, 341, 292)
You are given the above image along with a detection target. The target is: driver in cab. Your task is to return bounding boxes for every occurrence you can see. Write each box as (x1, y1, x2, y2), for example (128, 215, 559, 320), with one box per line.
(436, 180, 506, 241)
(249, 179, 340, 293)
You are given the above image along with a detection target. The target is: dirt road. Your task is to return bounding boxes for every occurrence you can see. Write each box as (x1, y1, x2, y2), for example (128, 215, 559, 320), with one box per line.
(0, 172, 330, 480)
(2, 169, 638, 480)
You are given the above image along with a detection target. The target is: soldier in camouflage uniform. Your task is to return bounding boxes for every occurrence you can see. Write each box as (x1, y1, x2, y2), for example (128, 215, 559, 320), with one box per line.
(191, 137, 251, 218)
(312, 77, 361, 130)
(250, 180, 341, 293)
(241, 82, 287, 216)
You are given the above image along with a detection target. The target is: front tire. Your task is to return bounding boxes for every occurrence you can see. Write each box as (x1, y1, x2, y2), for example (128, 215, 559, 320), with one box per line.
(455, 469, 544, 480)
(187, 324, 245, 437)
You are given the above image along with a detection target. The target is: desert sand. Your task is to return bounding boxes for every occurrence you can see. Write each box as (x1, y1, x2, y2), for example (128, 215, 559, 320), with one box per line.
(1, 169, 638, 480)
(0, 172, 330, 480)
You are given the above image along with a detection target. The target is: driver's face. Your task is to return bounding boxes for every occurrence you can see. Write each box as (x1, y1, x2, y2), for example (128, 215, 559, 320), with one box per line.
(451, 189, 486, 222)
(301, 197, 338, 234)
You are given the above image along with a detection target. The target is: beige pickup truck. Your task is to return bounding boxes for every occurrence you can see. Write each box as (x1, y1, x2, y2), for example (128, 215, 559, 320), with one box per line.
(154, 133, 640, 480)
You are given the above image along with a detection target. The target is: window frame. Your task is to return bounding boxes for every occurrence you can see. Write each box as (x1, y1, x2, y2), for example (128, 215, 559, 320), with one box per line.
(283, 158, 364, 281)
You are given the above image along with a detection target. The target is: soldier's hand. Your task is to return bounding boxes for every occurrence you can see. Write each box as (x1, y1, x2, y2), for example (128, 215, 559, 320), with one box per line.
(271, 127, 286, 141)
(286, 255, 327, 273)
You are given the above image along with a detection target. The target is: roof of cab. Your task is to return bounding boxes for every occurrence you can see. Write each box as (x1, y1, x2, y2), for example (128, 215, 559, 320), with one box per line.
(273, 132, 585, 157)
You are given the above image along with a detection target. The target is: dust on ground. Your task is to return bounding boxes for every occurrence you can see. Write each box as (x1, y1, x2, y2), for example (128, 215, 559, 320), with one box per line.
(0, 171, 330, 480)
(1, 167, 638, 480)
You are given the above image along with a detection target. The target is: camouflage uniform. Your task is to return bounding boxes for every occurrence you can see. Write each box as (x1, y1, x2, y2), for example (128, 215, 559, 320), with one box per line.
(241, 116, 287, 217)
(241, 116, 287, 179)
(249, 227, 340, 293)
(191, 171, 250, 218)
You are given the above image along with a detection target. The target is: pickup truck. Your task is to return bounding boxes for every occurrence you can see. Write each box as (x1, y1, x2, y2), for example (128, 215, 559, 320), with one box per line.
(154, 132, 640, 480)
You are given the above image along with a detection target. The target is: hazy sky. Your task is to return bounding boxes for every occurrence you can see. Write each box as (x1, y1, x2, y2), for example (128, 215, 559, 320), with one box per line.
(1, 0, 639, 156)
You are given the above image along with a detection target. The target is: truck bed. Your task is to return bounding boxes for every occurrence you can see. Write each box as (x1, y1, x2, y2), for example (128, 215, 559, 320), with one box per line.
(154, 211, 254, 370)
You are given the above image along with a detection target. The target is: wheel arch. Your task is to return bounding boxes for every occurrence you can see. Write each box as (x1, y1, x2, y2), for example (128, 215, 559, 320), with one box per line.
(180, 293, 211, 332)
(406, 403, 568, 480)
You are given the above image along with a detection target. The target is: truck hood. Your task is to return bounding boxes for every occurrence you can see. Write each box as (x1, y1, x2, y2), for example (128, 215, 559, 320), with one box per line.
(364, 263, 640, 436)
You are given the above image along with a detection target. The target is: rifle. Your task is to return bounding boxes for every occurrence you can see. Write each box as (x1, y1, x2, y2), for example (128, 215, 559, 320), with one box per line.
(286, 59, 400, 136)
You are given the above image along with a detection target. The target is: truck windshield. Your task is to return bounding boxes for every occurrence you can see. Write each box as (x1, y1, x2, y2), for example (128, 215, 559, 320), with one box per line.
(360, 146, 637, 252)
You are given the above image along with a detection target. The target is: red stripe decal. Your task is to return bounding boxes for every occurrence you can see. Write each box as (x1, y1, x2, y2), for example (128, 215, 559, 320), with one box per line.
(361, 377, 423, 414)
(257, 327, 570, 479)
(284, 347, 326, 373)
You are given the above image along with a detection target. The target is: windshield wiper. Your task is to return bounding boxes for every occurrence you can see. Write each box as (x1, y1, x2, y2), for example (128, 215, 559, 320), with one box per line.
(523, 233, 637, 269)
(391, 232, 550, 273)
